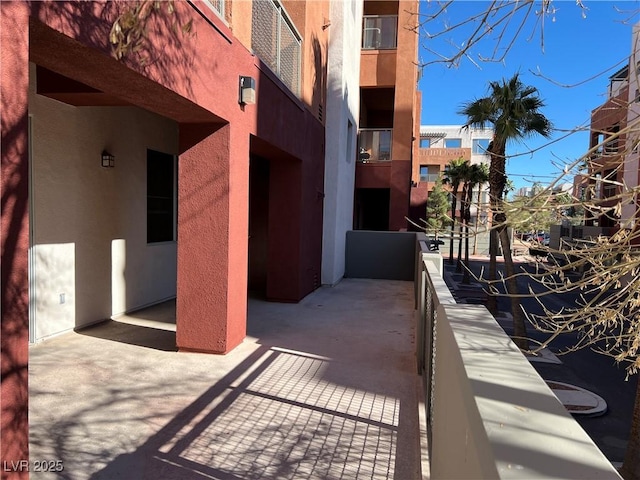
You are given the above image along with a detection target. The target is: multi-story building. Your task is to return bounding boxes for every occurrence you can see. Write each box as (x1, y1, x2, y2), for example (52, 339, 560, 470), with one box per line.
(585, 64, 629, 229)
(0, 0, 381, 462)
(409, 125, 492, 230)
(622, 22, 640, 233)
(353, 0, 421, 232)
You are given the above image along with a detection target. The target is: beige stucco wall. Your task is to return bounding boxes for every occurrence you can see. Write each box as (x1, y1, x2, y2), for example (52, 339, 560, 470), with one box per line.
(29, 64, 178, 341)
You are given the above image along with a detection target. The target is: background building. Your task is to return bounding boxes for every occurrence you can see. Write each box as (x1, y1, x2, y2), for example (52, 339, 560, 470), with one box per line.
(409, 125, 492, 233)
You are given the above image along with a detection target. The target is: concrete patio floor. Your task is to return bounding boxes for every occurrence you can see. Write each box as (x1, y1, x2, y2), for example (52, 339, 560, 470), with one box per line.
(29, 278, 425, 479)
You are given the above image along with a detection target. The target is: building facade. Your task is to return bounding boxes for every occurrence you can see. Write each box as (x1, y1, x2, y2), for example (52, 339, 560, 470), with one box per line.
(622, 22, 640, 233)
(353, 0, 421, 232)
(585, 65, 629, 229)
(409, 125, 492, 231)
(1, 0, 392, 467)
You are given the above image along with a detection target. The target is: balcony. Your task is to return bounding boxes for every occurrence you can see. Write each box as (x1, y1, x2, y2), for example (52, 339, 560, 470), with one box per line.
(358, 128, 392, 162)
(419, 173, 440, 183)
(251, 0, 301, 96)
(419, 147, 470, 159)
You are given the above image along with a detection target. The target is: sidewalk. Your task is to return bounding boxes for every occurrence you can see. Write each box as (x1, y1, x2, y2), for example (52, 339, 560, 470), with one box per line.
(29, 279, 425, 479)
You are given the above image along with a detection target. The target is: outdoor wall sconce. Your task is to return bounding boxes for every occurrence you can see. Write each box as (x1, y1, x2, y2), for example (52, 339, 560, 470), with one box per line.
(101, 150, 115, 168)
(239, 76, 256, 105)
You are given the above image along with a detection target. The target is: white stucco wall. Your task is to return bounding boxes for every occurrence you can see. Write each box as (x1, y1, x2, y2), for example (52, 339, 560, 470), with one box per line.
(321, 0, 363, 285)
(29, 64, 178, 341)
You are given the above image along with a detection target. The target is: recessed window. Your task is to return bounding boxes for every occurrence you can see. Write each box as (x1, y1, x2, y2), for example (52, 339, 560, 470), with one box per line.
(147, 149, 177, 243)
(472, 138, 490, 154)
(420, 138, 431, 148)
(445, 138, 462, 148)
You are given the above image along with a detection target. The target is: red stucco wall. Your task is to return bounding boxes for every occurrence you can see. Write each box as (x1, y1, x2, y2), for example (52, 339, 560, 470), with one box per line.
(1, 0, 326, 462)
(1, 3, 30, 475)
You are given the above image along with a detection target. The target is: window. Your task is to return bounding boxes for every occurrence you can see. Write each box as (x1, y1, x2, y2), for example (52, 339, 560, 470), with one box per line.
(358, 129, 392, 162)
(419, 165, 439, 182)
(420, 138, 431, 148)
(419, 166, 428, 182)
(204, 0, 224, 18)
(603, 169, 617, 198)
(252, 0, 301, 96)
(147, 149, 177, 243)
(362, 15, 398, 49)
(605, 126, 620, 155)
(444, 138, 462, 148)
(472, 138, 490, 154)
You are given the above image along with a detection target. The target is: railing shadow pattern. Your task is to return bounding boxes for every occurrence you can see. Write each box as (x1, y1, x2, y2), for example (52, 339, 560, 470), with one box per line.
(89, 347, 399, 479)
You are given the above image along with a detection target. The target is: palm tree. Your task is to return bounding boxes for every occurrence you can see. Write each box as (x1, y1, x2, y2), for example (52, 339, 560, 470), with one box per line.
(442, 157, 468, 265)
(462, 163, 489, 284)
(459, 73, 552, 350)
(455, 161, 472, 273)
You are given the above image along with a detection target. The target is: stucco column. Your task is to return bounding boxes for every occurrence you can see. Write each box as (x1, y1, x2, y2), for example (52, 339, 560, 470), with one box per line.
(176, 124, 248, 354)
(1, 2, 30, 474)
(389, 0, 419, 231)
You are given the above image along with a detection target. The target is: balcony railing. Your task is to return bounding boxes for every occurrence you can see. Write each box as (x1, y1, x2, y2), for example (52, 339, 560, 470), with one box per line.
(419, 147, 469, 158)
(362, 15, 398, 50)
(419, 173, 440, 183)
(358, 129, 392, 162)
(252, 0, 301, 96)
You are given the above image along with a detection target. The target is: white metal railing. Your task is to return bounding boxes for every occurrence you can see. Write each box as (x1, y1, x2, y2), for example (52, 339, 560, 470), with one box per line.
(358, 128, 392, 162)
(362, 15, 397, 49)
(251, 0, 301, 96)
(414, 234, 622, 478)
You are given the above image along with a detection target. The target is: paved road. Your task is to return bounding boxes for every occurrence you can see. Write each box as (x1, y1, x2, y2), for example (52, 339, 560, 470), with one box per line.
(449, 256, 637, 465)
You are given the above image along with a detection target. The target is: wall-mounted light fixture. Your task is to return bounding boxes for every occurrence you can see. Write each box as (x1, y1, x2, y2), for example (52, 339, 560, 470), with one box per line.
(239, 76, 256, 105)
(101, 150, 115, 168)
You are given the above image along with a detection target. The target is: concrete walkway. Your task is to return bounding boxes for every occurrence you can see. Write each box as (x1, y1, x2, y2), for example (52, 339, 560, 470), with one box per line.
(29, 279, 424, 479)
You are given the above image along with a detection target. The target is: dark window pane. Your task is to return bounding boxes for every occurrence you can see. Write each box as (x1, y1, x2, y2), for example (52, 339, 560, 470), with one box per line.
(147, 149, 176, 243)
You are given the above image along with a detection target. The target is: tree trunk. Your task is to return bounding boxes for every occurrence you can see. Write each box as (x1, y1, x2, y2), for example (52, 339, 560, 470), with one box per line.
(457, 183, 468, 273)
(462, 224, 471, 283)
(486, 228, 498, 314)
(449, 189, 458, 265)
(473, 184, 481, 255)
(620, 377, 640, 480)
(462, 184, 473, 284)
(486, 148, 505, 316)
(497, 222, 529, 350)
(456, 221, 464, 273)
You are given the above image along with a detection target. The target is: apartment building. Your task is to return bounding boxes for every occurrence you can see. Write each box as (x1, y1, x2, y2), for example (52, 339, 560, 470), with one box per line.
(622, 22, 640, 233)
(409, 125, 492, 229)
(584, 64, 629, 229)
(1, 0, 370, 462)
(353, 0, 421, 232)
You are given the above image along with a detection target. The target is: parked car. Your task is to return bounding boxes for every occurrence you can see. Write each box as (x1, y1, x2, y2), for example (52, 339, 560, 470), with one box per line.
(525, 231, 549, 245)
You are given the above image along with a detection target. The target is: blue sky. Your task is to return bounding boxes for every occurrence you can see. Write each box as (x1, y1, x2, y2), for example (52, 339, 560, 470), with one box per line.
(418, 1, 639, 191)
